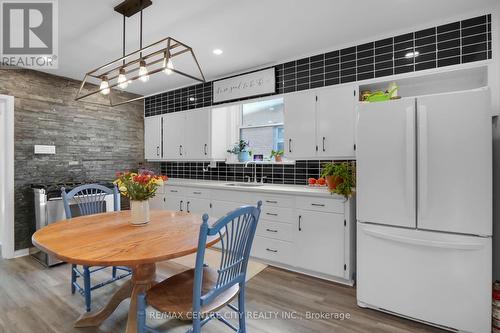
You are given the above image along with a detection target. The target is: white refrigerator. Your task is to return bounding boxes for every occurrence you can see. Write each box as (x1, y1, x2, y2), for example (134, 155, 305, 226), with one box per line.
(356, 88, 492, 333)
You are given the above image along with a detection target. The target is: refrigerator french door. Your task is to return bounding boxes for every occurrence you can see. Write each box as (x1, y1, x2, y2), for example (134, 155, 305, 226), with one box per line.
(356, 88, 492, 333)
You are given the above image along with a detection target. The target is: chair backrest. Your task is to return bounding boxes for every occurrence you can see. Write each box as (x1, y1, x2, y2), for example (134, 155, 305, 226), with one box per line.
(193, 201, 262, 312)
(61, 184, 120, 219)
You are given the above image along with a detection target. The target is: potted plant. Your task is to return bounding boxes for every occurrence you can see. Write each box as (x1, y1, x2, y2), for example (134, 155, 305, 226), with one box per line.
(270, 149, 284, 162)
(114, 170, 167, 226)
(227, 140, 251, 162)
(320, 162, 355, 198)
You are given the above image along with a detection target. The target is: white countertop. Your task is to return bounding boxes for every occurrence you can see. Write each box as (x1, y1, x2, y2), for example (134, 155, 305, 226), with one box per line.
(164, 178, 345, 199)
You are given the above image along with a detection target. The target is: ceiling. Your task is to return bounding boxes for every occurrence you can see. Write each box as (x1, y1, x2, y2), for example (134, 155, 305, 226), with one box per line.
(44, 0, 497, 96)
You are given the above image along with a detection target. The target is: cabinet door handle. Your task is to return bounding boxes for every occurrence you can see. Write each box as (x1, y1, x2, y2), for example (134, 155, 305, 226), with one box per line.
(186, 201, 190, 213)
(204, 144, 208, 155)
(180, 200, 183, 211)
(193, 191, 202, 195)
(170, 190, 178, 193)
(311, 203, 325, 207)
(266, 212, 278, 216)
(322, 137, 326, 152)
(298, 215, 302, 231)
(288, 138, 292, 153)
(266, 248, 278, 253)
(179, 145, 183, 156)
(156, 146, 160, 156)
(265, 200, 278, 204)
(266, 228, 278, 233)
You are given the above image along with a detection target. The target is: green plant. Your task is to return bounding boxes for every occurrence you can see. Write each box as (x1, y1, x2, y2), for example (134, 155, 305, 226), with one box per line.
(227, 140, 250, 155)
(270, 149, 284, 158)
(321, 162, 356, 198)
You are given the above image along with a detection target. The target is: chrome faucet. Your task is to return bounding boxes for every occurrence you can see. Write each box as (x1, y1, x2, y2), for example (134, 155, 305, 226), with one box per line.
(244, 161, 258, 183)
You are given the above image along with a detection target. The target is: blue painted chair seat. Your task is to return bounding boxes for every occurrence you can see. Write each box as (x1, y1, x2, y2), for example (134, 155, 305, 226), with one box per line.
(61, 183, 132, 312)
(137, 201, 262, 333)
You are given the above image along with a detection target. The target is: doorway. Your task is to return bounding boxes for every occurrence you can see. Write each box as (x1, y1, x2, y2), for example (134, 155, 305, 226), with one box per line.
(0, 95, 14, 259)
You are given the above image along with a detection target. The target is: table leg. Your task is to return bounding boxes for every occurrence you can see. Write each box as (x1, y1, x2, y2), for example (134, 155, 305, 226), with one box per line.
(73, 263, 156, 333)
(126, 263, 156, 333)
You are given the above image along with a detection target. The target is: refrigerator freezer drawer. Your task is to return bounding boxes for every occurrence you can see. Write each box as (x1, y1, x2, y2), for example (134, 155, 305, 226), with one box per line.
(357, 223, 491, 333)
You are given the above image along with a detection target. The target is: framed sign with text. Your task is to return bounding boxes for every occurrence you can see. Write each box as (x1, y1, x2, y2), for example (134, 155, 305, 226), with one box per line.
(213, 68, 276, 103)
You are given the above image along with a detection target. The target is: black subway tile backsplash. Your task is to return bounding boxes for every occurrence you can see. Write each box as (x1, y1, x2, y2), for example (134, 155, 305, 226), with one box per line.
(160, 161, 356, 185)
(145, 14, 492, 120)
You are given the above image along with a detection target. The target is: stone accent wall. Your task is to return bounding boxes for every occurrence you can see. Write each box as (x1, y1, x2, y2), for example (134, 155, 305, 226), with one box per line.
(0, 68, 147, 250)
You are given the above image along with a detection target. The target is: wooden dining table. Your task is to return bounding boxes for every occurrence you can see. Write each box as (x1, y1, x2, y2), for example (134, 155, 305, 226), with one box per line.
(32, 210, 219, 333)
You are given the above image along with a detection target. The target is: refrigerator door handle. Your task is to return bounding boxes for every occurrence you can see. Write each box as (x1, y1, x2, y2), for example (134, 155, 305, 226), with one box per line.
(418, 105, 428, 220)
(405, 106, 416, 222)
(363, 228, 484, 250)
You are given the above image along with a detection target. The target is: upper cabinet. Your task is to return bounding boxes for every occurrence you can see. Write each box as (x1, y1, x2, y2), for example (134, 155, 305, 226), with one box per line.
(144, 115, 162, 160)
(283, 91, 317, 160)
(163, 111, 186, 159)
(145, 107, 228, 161)
(284, 85, 357, 160)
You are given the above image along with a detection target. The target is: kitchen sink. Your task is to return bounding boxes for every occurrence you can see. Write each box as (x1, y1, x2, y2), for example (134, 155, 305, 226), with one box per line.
(225, 183, 264, 187)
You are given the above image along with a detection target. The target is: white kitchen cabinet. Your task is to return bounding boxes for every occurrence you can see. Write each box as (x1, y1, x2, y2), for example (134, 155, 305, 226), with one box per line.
(149, 194, 165, 210)
(144, 115, 162, 160)
(316, 85, 356, 158)
(295, 210, 345, 277)
(165, 195, 184, 212)
(284, 85, 356, 159)
(159, 184, 355, 285)
(160, 107, 228, 161)
(185, 108, 210, 160)
(163, 112, 186, 159)
(284, 90, 317, 159)
(185, 197, 211, 215)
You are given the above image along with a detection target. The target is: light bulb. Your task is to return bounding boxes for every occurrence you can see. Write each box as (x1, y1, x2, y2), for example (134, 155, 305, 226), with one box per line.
(139, 60, 149, 82)
(163, 55, 174, 75)
(100, 76, 110, 95)
(117, 68, 128, 89)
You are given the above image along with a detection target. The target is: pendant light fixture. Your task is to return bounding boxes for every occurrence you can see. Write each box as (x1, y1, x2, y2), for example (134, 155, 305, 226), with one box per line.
(75, 0, 205, 107)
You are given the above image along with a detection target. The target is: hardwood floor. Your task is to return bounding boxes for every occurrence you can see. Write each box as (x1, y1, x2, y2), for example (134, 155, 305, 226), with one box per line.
(0, 255, 444, 333)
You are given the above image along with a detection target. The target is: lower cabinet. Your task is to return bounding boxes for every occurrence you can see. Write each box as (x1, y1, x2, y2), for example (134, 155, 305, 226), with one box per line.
(185, 197, 211, 215)
(158, 184, 355, 284)
(295, 210, 345, 277)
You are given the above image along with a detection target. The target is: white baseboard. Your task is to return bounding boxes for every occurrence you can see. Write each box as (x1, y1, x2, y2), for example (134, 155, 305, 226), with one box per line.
(13, 248, 29, 258)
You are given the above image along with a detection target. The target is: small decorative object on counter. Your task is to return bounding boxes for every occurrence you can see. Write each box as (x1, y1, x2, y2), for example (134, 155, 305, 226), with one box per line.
(253, 154, 263, 161)
(493, 282, 500, 333)
(114, 170, 167, 226)
(320, 162, 356, 198)
(388, 81, 399, 99)
(270, 149, 284, 162)
(308, 177, 317, 186)
(227, 140, 251, 162)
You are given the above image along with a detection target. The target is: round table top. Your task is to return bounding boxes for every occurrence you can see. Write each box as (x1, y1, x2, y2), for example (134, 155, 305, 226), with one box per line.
(32, 210, 219, 267)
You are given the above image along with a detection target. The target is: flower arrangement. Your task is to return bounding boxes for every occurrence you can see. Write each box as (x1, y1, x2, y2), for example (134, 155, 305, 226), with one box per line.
(114, 170, 168, 201)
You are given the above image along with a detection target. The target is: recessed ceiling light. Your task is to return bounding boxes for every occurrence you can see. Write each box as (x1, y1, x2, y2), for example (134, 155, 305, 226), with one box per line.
(213, 49, 223, 55)
(405, 51, 420, 58)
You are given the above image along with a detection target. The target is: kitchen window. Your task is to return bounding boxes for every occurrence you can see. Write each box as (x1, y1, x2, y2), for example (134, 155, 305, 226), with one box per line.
(239, 98, 284, 158)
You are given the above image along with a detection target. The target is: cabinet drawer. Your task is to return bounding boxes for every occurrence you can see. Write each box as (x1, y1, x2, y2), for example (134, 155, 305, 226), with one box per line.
(296, 196, 344, 214)
(257, 220, 294, 242)
(211, 189, 257, 204)
(184, 187, 210, 199)
(261, 195, 293, 208)
(165, 186, 186, 196)
(252, 236, 292, 265)
(261, 206, 294, 224)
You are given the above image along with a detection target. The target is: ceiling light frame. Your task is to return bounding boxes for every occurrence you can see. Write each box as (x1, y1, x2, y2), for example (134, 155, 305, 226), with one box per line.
(75, 0, 206, 107)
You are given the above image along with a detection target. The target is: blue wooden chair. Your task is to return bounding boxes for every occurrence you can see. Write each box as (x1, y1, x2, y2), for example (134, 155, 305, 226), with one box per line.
(137, 201, 262, 333)
(61, 184, 132, 312)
